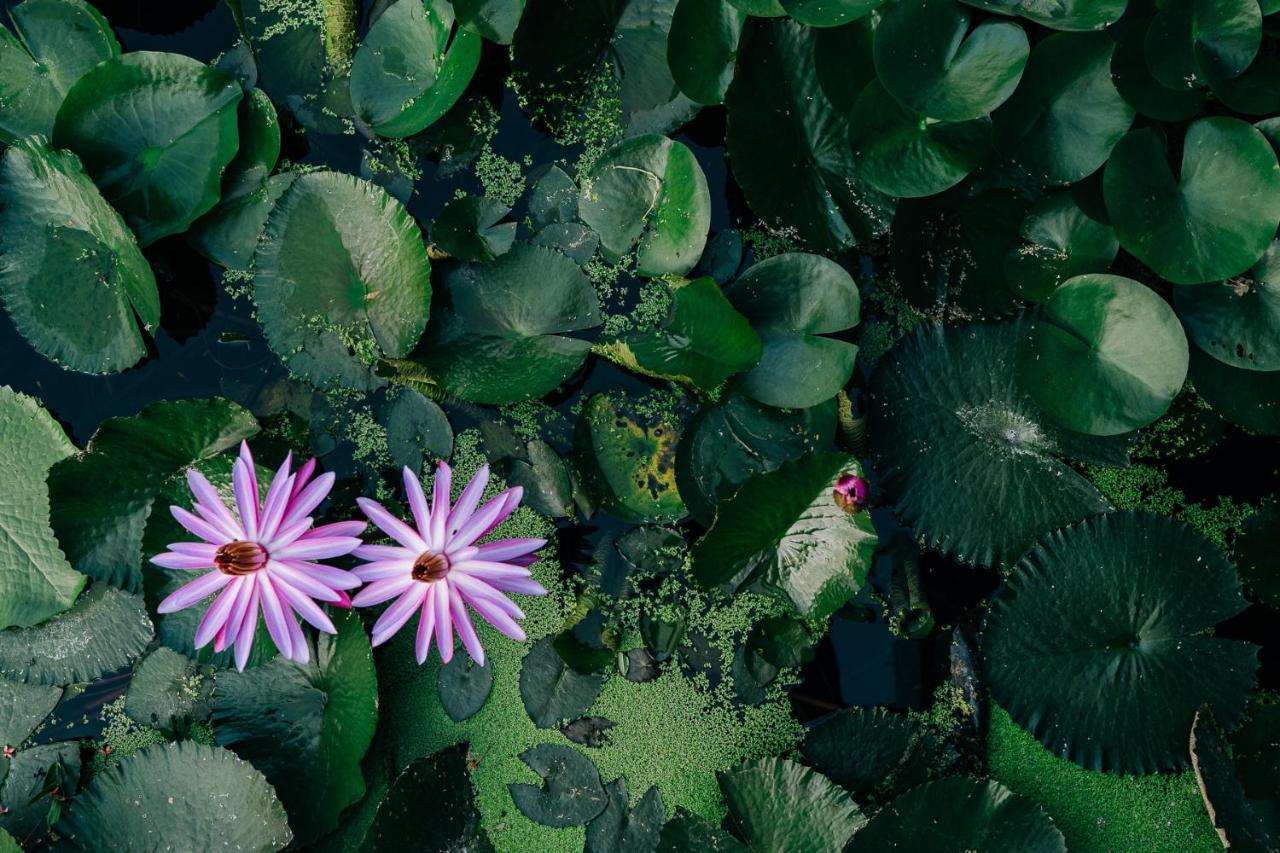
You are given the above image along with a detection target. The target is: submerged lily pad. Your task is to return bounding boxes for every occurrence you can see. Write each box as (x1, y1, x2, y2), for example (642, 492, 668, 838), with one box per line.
(254, 170, 433, 390)
(57, 742, 292, 852)
(53, 51, 242, 246)
(985, 512, 1258, 773)
(0, 136, 159, 374)
(718, 758, 865, 851)
(1174, 239, 1280, 371)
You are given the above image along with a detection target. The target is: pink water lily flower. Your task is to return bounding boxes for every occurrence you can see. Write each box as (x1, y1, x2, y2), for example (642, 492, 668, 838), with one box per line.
(151, 442, 364, 671)
(352, 463, 547, 666)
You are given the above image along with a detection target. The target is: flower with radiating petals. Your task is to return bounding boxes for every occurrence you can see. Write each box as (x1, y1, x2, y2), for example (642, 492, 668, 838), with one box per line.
(352, 463, 547, 665)
(151, 442, 364, 671)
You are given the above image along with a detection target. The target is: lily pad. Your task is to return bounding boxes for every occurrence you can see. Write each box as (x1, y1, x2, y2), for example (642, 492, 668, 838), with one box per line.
(847, 776, 1066, 852)
(508, 743, 609, 828)
(984, 511, 1258, 772)
(0, 740, 78, 840)
(360, 744, 490, 851)
(415, 243, 600, 403)
(0, 677, 60, 746)
(56, 742, 292, 852)
(800, 707, 939, 798)
(578, 134, 710, 277)
(849, 79, 992, 199)
(212, 610, 378, 846)
(254, 170, 433, 390)
(454, 0, 525, 43)
(1191, 706, 1277, 852)
(667, 0, 746, 105)
(691, 452, 876, 621)
(874, 0, 1029, 122)
(0, 386, 81, 630)
(0, 0, 119, 143)
(1174, 239, 1280, 371)
(188, 172, 297, 271)
(438, 648, 494, 722)
(519, 636, 605, 728)
(957, 0, 1124, 29)
(431, 196, 516, 262)
(53, 51, 243, 246)
(657, 809, 748, 852)
(1103, 117, 1280, 285)
(726, 253, 860, 410)
(992, 32, 1133, 186)
(351, 0, 480, 138)
(575, 394, 685, 522)
(1190, 345, 1280, 435)
(1018, 274, 1189, 436)
(0, 585, 153, 685)
(1145, 0, 1260, 91)
(1004, 192, 1118, 303)
(869, 319, 1111, 568)
(586, 779, 665, 853)
(48, 397, 258, 591)
(0, 136, 159, 374)
(726, 17, 892, 253)
(600, 277, 761, 392)
(1110, 8, 1207, 122)
(718, 758, 865, 851)
(220, 87, 280, 200)
(1237, 500, 1280, 609)
(123, 647, 211, 734)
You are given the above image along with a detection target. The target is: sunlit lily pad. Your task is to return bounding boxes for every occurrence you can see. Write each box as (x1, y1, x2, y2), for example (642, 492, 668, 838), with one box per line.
(1174, 239, 1280, 371)
(985, 512, 1258, 772)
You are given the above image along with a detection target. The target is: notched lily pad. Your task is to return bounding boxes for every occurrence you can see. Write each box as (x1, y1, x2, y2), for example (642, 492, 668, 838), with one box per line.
(508, 743, 608, 828)
(575, 394, 685, 523)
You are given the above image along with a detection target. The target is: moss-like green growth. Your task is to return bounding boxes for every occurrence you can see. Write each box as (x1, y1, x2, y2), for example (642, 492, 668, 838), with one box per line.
(987, 704, 1219, 852)
(90, 698, 166, 775)
(1087, 463, 1255, 548)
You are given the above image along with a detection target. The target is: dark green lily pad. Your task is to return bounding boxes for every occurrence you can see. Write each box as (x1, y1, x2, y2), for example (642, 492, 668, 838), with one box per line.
(0, 740, 78, 840)
(667, 0, 746, 105)
(657, 808, 748, 852)
(212, 611, 378, 846)
(0, 136, 159, 374)
(726, 17, 892, 253)
(691, 452, 876, 620)
(985, 511, 1258, 772)
(254, 170, 433, 391)
(1174, 239, 1280, 371)
(585, 778, 665, 853)
(1111, 8, 1206, 122)
(726, 253, 860, 409)
(575, 394, 685, 522)
(438, 647, 494, 722)
(360, 744, 491, 851)
(53, 51, 242, 246)
(415, 243, 600, 403)
(847, 776, 1066, 852)
(123, 647, 211, 734)
(718, 758, 865, 851)
(1019, 274, 1189, 435)
(0, 677, 60, 746)
(519, 636, 605, 728)
(869, 319, 1110, 568)
(1145, 0, 1260, 91)
(958, 0, 1124, 29)
(1191, 706, 1277, 853)
(1230, 700, 1280, 811)
(0, 585, 153, 685)
(1103, 117, 1280, 285)
(454, 0, 525, 43)
(1190, 344, 1280, 435)
(431, 196, 516, 262)
(874, 0, 1029, 122)
(508, 743, 608, 828)
(1004, 192, 1118, 303)
(188, 172, 297, 271)
(800, 707, 940, 799)
(1237, 500, 1280, 609)
(578, 134, 710, 276)
(57, 742, 292, 852)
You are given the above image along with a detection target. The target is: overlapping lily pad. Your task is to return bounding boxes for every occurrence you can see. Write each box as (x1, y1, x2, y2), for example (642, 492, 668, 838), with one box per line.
(1236, 500, 1280, 609)
(1174, 239, 1280, 371)
(1190, 706, 1278, 852)
(431, 196, 516, 262)
(667, 0, 746, 105)
(1145, 0, 1261, 91)
(958, 0, 1124, 29)
(586, 779, 664, 853)
(1190, 344, 1280, 434)
(985, 512, 1258, 772)
(1004, 192, 1118, 303)
(718, 758, 865, 850)
(800, 707, 941, 799)
(519, 636, 604, 728)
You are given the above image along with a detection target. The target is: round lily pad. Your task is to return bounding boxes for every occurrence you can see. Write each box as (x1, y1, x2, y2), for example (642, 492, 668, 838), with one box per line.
(1145, 0, 1261, 91)
(453, 0, 525, 43)
(123, 647, 211, 733)
(874, 0, 1029, 122)
(668, 0, 746, 106)
(431, 196, 516, 262)
(1174, 239, 1280, 371)
(254, 170, 433, 390)
(1190, 344, 1280, 435)
(1103, 117, 1280, 285)
(1004, 192, 1118, 303)
(578, 134, 710, 277)
(0, 136, 159, 374)
(438, 647, 494, 722)
(1110, 9, 1207, 122)
(847, 776, 1065, 852)
(508, 743, 608, 828)
(188, 172, 297, 271)
(361, 744, 489, 851)
(718, 758, 865, 851)
(849, 79, 992, 198)
(219, 87, 280, 201)
(985, 511, 1259, 773)
(53, 51, 242, 246)
(957, 0, 1124, 30)
(1018, 274, 1189, 436)
(586, 779, 664, 853)
(869, 319, 1111, 568)
(415, 243, 601, 404)
(57, 742, 292, 852)
(801, 707, 943, 799)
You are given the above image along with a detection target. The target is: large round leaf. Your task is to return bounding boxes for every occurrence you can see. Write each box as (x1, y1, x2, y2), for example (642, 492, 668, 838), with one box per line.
(718, 758, 865, 851)
(53, 51, 242, 246)
(1004, 192, 1118, 303)
(667, 0, 746, 106)
(957, 0, 1124, 29)
(847, 776, 1066, 852)
(578, 134, 710, 277)
(1145, 0, 1261, 91)
(725, 253, 860, 409)
(725, 17, 893, 253)
(869, 319, 1113, 568)
(57, 742, 292, 852)
(1103, 117, 1280, 285)
(985, 512, 1258, 772)
(0, 0, 119, 143)
(0, 585, 152, 685)
(213, 610, 377, 845)
(992, 32, 1133, 186)
(0, 386, 81, 630)
(691, 452, 876, 620)
(575, 394, 685, 522)
(1190, 344, 1280, 435)
(1018, 274, 1189, 436)
(874, 0, 1029, 122)
(351, 0, 480, 138)
(1174, 239, 1280, 371)
(0, 136, 159, 374)
(415, 243, 600, 404)
(849, 79, 992, 198)
(254, 170, 432, 390)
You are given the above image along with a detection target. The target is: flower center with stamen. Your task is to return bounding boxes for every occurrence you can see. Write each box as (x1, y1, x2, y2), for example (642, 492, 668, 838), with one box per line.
(412, 551, 451, 583)
(214, 541, 268, 576)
